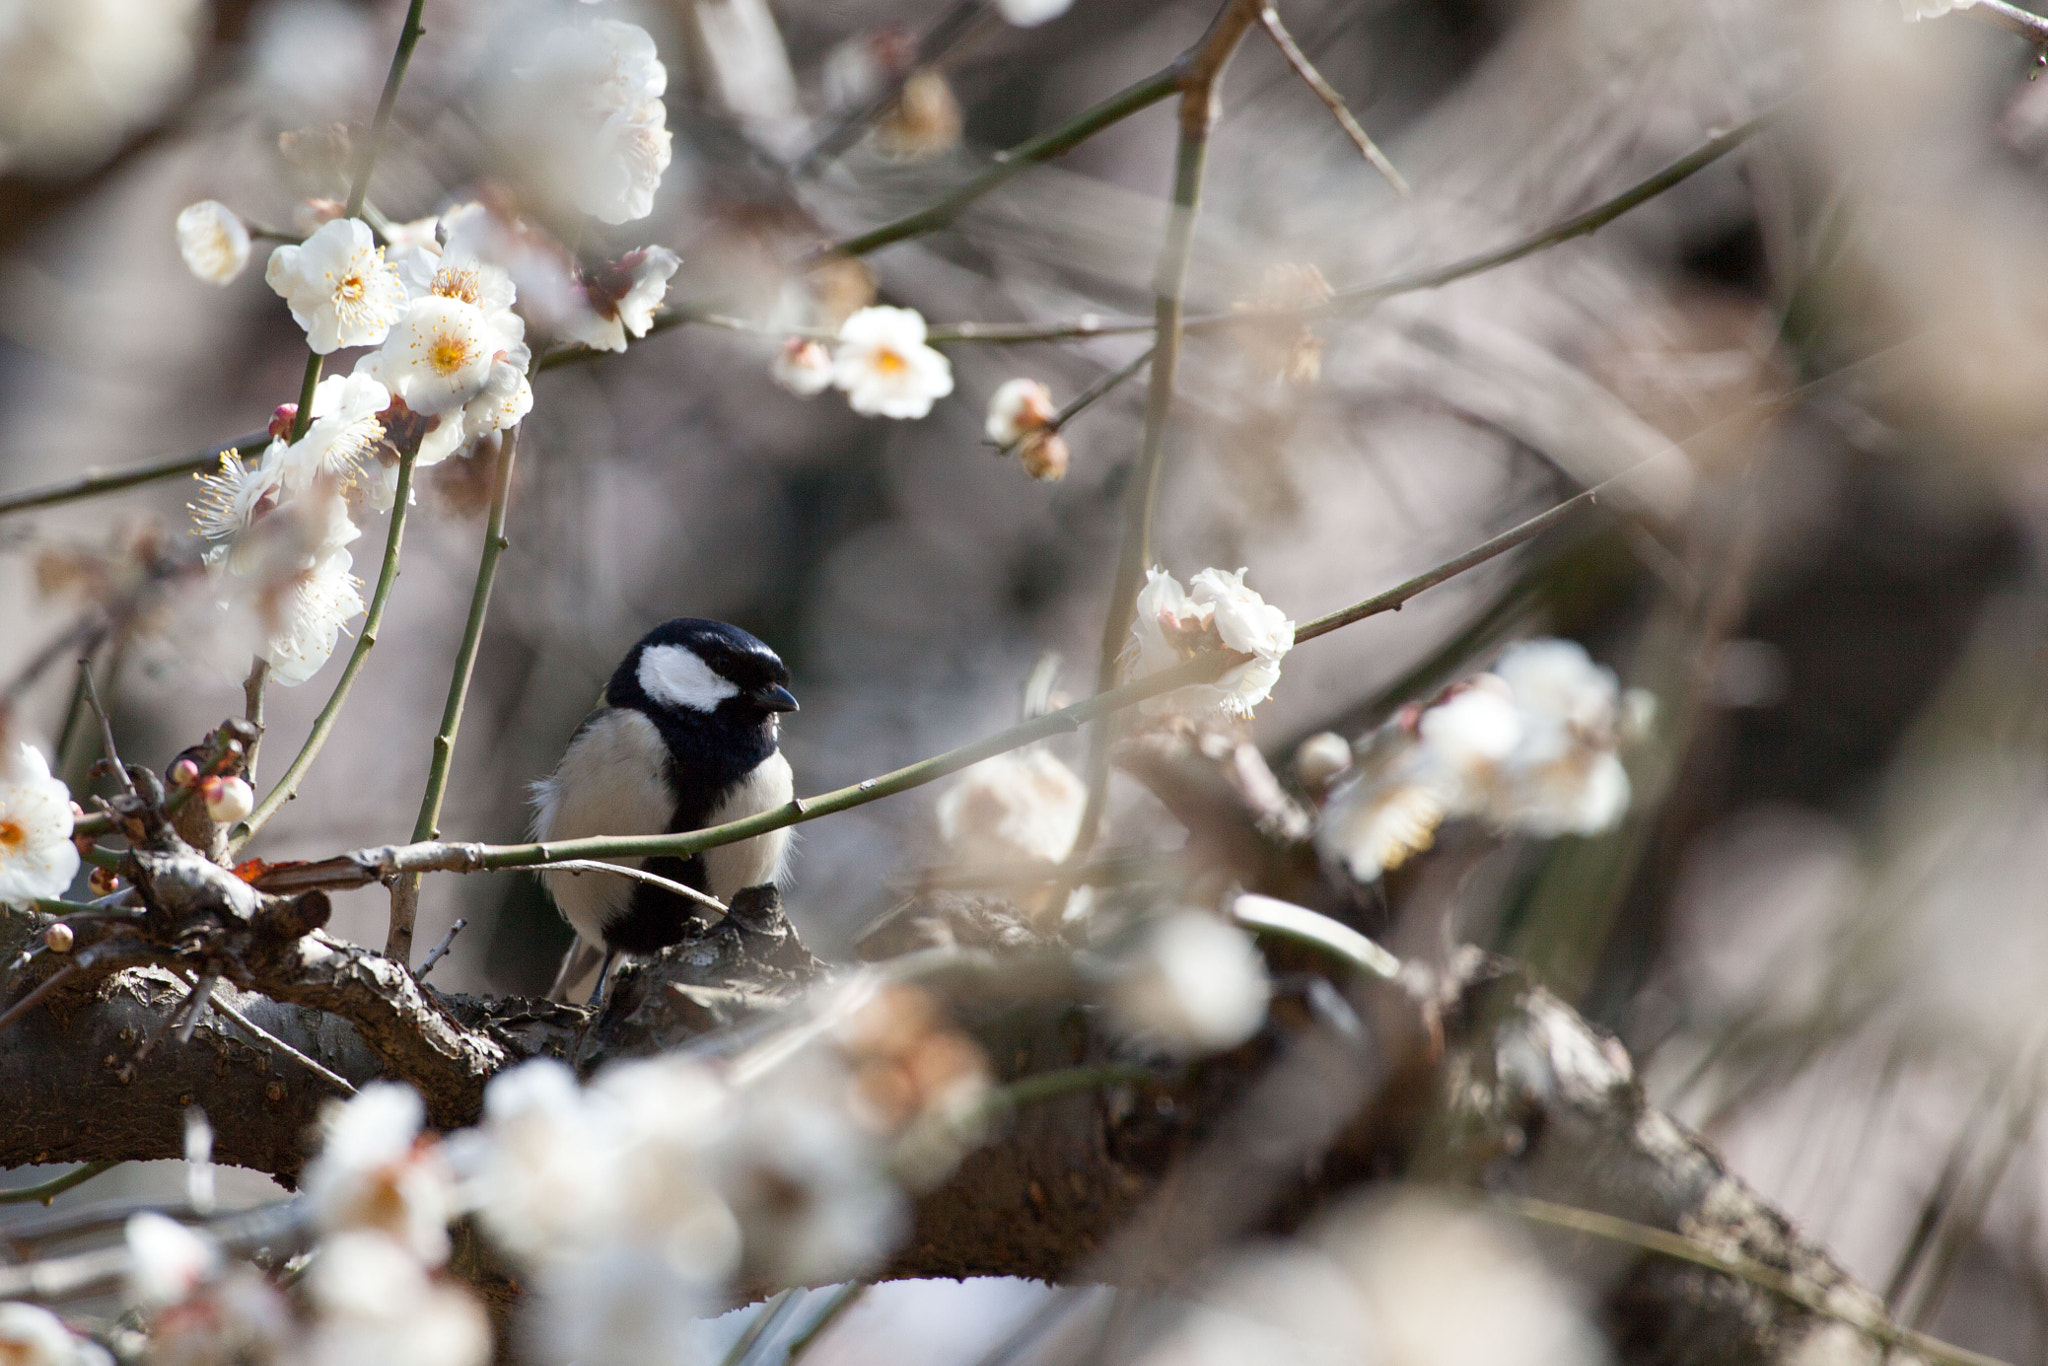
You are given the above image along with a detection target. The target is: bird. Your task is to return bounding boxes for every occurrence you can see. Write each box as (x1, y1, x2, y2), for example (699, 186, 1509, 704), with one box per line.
(531, 618, 799, 1002)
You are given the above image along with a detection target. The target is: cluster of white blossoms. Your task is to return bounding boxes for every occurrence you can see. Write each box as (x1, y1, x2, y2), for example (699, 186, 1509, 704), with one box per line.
(0, 1302, 110, 1366)
(772, 306, 955, 420)
(1314, 639, 1651, 884)
(0, 742, 80, 907)
(1123, 566, 1296, 717)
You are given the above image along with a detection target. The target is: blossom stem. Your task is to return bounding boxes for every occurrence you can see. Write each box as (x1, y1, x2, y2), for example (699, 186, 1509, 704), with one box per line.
(346, 0, 428, 221)
(990, 347, 1153, 458)
(0, 1160, 120, 1207)
(816, 64, 1185, 261)
(1076, 0, 1261, 862)
(0, 433, 267, 520)
(388, 431, 518, 962)
(271, 469, 1623, 892)
(242, 659, 269, 787)
(234, 452, 419, 847)
(288, 351, 323, 443)
(1230, 895, 1401, 981)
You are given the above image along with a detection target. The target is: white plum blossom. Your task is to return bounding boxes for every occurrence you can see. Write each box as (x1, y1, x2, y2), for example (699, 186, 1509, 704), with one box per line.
(0, 1302, 108, 1366)
(175, 200, 250, 285)
(190, 444, 286, 547)
(304, 1232, 490, 1366)
(986, 377, 1055, 446)
(458, 1059, 620, 1270)
(265, 217, 408, 353)
(559, 247, 681, 352)
(370, 297, 498, 418)
(302, 1082, 457, 1266)
(771, 337, 834, 396)
(532, 1247, 711, 1366)
(1113, 910, 1271, 1055)
(935, 747, 1086, 867)
(998, 0, 1076, 26)
(124, 1213, 219, 1311)
(586, 1056, 743, 1277)
(1124, 566, 1294, 717)
(1315, 640, 1640, 883)
(282, 372, 390, 493)
(833, 306, 954, 419)
(0, 744, 78, 906)
(503, 18, 672, 224)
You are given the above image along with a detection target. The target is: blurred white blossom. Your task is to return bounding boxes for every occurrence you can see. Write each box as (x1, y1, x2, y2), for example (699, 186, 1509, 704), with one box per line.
(0, 1303, 109, 1366)
(176, 202, 251, 286)
(302, 1083, 457, 1267)
(1112, 910, 1271, 1055)
(1125, 566, 1295, 717)
(503, 17, 673, 225)
(771, 337, 835, 396)
(998, 0, 1076, 26)
(266, 219, 409, 354)
(458, 1059, 622, 1270)
(833, 307, 954, 419)
(0, 743, 79, 906)
(304, 1232, 489, 1366)
(986, 378, 1055, 446)
(124, 1213, 219, 1311)
(1317, 640, 1638, 883)
(529, 1247, 710, 1366)
(560, 247, 681, 352)
(935, 747, 1086, 867)
(0, 0, 201, 173)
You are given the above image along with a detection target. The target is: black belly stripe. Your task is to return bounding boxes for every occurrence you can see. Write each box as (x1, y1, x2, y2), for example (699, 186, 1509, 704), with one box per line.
(603, 852, 710, 954)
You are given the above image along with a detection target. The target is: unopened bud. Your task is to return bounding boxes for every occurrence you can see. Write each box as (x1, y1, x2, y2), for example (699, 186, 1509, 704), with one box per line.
(201, 775, 255, 825)
(986, 378, 1056, 447)
(770, 338, 834, 397)
(44, 923, 74, 954)
(169, 758, 201, 789)
(88, 866, 120, 897)
(293, 198, 345, 235)
(876, 68, 962, 160)
(1018, 430, 1070, 482)
(1293, 731, 1353, 794)
(268, 404, 299, 439)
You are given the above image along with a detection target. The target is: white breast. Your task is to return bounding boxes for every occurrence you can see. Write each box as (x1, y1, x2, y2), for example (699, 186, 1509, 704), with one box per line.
(530, 709, 671, 944)
(702, 750, 794, 901)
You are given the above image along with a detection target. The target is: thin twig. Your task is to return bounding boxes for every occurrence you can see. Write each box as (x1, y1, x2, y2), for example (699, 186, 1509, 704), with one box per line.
(525, 861, 728, 916)
(390, 430, 518, 960)
(1965, 0, 2048, 44)
(179, 970, 357, 1096)
(784, 1282, 869, 1363)
(235, 452, 419, 847)
(0, 434, 266, 521)
(792, 0, 989, 175)
(173, 971, 219, 1046)
(1230, 894, 1402, 980)
(0, 963, 80, 1033)
(1257, 4, 1409, 196)
(990, 348, 1154, 457)
(242, 659, 269, 787)
(722, 1287, 804, 1366)
(414, 918, 467, 980)
(1486, 1192, 2013, 1366)
(76, 662, 134, 799)
(1077, 0, 1262, 860)
(0, 1162, 121, 1208)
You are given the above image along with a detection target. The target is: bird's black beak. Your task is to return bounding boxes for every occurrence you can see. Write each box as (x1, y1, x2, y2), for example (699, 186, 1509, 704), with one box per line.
(753, 684, 800, 713)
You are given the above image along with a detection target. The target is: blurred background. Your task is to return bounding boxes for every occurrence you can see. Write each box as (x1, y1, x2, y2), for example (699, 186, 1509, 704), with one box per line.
(5, 0, 2048, 1358)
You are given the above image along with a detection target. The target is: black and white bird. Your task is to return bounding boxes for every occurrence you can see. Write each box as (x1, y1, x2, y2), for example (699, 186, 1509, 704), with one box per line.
(532, 618, 798, 1001)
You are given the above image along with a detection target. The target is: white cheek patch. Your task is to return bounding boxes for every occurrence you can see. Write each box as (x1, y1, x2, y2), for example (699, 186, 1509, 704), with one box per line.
(638, 643, 740, 712)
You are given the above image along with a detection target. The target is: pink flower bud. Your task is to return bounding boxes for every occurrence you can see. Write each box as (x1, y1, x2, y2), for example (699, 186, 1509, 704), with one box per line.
(201, 775, 255, 825)
(268, 404, 299, 439)
(169, 758, 201, 788)
(44, 923, 74, 954)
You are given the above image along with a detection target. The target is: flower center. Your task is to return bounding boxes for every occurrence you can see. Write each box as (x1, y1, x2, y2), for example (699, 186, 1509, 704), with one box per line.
(873, 348, 908, 376)
(428, 330, 478, 376)
(0, 820, 25, 851)
(432, 266, 482, 306)
(336, 272, 366, 305)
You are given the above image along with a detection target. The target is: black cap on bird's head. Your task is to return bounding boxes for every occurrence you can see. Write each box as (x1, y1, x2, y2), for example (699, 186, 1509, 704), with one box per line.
(607, 618, 799, 722)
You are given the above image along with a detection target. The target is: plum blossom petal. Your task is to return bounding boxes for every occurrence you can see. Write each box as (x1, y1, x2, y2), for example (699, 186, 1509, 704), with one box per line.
(265, 217, 407, 353)
(176, 200, 250, 285)
(0, 744, 78, 906)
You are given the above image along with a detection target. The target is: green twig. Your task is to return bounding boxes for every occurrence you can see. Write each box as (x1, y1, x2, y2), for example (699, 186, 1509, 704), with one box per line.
(1230, 894, 1401, 980)
(0, 434, 267, 521)
(990, 348, 1154, 457)
(0, 1161, 121, 1208)
(242, 659, 269, 787)
(722, 1287, 803, 1366)
(784, 1282, 869, 1363)
(1257, 4, 1409, 196)
(388, 430, 518, 961)
(234, 453, 418, 847)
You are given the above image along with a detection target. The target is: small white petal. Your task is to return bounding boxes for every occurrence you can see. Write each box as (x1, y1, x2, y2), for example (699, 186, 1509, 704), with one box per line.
(176, 201, 251, 285)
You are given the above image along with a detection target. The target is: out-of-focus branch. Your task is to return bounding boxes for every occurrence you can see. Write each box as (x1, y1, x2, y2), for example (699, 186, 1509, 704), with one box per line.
(989, 347, 1153, 457)
(791, 0, 990, 176)
(1966, 0, 2048, 45)
(235, 453, 419, 846)
(389, 431, 519, 962)
(0, 1161, 119, 1207)
(1257, 3, 1409, 196)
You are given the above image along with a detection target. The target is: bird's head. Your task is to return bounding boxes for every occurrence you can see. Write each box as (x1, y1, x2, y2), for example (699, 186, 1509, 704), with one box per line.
(607, 618, 798, 733)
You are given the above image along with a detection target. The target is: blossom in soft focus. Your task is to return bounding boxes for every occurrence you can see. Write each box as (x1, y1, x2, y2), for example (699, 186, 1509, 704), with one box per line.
(935, 747, 1086, 867)
(459, 1059, 621, 1270)
(1902, 0, 1975, 16)
(998, 0, 1076, 26)
(503, 18, 672, 224)
(1293, 731, 1353, 794)
(124, 1213, 219, 1311)
(0, 0, 201, 174)
(834, 983, 991, 1187)
(304, 1232, 489, 1366)
(302, 1082, 457, 1266)
(265, 218, 409, 354)
(1112, 910, 1271, 1055)
(530, 1248, 709, 1366)
(176, 201, 251, 286)
(1315, 640, 1639, 883)
(1018, 431, 1071, 482)
(833, 307, 954, 419)
(0, 1302, 109, 1366)
(875, 69, 962, 160)
(771, 337, 835, 396)
(587, 1057, 743, 1277)
(202, 482, 367, 688)
(560, 247, 681, 352)
(0, 744, 79, 906)
(986, 378, 1055, 447)
(1124, 566, 1295, 717)
(708, 1056, 906, 1285)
